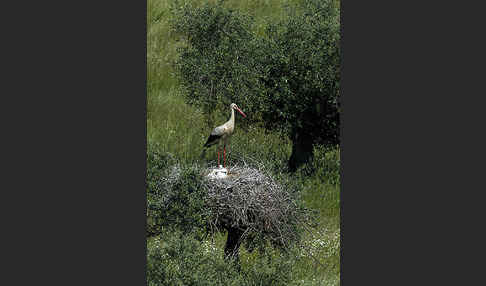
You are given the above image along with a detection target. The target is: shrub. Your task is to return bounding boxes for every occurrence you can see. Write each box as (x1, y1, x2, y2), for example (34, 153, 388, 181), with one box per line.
(147, 231, 240, 286)
(147, 143, 210, 237)
(147, 230, 297, 286)
(146, 143, 175, 236)
(147, 163, 210, 238)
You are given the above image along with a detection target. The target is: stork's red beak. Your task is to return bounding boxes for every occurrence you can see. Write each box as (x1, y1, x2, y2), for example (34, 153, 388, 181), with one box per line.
(236, 107, 246, 118)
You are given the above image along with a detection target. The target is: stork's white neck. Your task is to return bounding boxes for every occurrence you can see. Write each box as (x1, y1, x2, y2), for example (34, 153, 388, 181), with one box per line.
(223, 107, 236, 130)
(229, 107, 235, 125)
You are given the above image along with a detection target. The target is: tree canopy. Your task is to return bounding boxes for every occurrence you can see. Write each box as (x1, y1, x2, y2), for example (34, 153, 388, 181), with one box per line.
(171, 0, 340, 170)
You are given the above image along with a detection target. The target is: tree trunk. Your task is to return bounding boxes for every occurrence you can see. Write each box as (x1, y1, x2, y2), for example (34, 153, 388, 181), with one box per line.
(224, 226, 244, 269)
(288, 130, 314, 172)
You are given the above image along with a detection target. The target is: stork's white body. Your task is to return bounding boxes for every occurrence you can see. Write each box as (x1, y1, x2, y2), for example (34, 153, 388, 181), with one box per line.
(203, 103, 246, 168)
(210, 107, 237, 142)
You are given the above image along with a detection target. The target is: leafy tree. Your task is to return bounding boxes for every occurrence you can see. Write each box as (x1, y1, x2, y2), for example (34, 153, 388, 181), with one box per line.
(259, 0, 340, 171)
(171, 0, 340, 171)
(171, 0, 266, 127)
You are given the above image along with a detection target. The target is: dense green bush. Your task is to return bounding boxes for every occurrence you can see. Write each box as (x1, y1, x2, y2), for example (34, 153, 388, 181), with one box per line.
(171, 0, 340, 171)
(146, 143, 172, 236)
(147, 231, 238, 286)
(146, 142, 175, 193)
(147, 143, 210, 237)
(147, 230, 297, 286)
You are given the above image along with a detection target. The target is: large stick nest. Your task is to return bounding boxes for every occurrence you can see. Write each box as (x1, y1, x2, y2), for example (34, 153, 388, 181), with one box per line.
(201, 154, 312, 249)
(155, 153, 313, 249)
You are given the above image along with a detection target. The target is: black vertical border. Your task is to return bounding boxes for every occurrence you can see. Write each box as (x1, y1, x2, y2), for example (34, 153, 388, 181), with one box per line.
(340, 0, 485, 284)
(2, 1, 148, 285)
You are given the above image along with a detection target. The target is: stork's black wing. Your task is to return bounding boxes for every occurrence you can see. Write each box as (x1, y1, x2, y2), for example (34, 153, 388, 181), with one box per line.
(203, 125, 225, 147)
(203, 134, 222, 147)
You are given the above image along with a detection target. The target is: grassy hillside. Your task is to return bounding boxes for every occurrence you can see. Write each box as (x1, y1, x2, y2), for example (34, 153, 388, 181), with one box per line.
(147, 0, 340, 285)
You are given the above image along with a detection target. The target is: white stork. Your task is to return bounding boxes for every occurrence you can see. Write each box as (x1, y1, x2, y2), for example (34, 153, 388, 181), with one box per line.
(203, 103, 247, 168)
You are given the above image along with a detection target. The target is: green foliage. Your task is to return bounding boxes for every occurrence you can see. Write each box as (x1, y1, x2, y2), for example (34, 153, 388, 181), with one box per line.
(171, 1, 266, 127)
(228, 126, 292, 173)
(147, 231, 237, 286)
(261, 0, 340, 145)
(299, 146, 340, 223)
(300, 145, 341, 186)
(146, 142, 174, 191)
(147, 0, 178, 98)
(171, 0, 340, 169)
(147, 228, 340, 285)
(147, 230, 297, 286)
(147, 145, 210, 237)
(146, 143, 172, 236)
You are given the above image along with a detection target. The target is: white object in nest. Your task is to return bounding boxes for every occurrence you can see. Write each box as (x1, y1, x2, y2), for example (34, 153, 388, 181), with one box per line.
(207, 165, 228, 179)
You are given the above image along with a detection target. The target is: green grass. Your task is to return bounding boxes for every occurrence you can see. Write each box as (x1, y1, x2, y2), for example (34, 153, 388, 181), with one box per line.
(147, 0, 340, 284)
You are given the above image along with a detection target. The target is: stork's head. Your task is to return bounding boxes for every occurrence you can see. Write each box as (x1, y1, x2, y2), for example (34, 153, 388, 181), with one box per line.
(231, 103, 247, 118)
